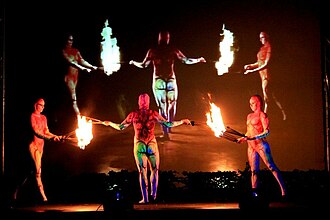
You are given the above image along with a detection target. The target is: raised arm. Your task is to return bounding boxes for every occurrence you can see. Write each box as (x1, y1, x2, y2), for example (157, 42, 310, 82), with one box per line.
(176, 49, 206, 65)
(243, 62, 259, 74)
(129, 49, 152, 68)
(244, 45, 271, 74)
(103, 112, 133, 130)
(244, 55, 270, 74)
(63, 49, 97, 72)
(155, 111, 191, 127)
(78, 53, 98, 71)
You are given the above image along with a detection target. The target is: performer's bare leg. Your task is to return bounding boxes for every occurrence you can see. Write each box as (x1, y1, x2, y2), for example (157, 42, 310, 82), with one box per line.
(153, 79, 169, 138)
(65, 77, 80, 116)
(262, 78, 269, 113)
(248, 147, 260, 195)
(272, 92, 287, 121)
(258, 142, 286, 196)
(249, 141, 287, 197)
(30, 148, 48, 202)
(148, 148, 159, 201)
(166, 79, 178, 133)
(134, 143, 149, 204)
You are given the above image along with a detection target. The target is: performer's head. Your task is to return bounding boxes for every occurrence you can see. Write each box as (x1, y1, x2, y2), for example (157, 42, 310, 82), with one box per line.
(34, 98, 45, 113)
(259, 32, 269, 44)
(158, 31, 170, 45)
(138, 93, 150, 109)
(250, 95, 263, 112)
(65, 33, 74, 47)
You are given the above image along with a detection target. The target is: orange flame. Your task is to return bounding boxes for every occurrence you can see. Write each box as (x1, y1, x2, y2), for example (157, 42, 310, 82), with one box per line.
(206, 102, 226, 138)
(75, 115, 93, 149)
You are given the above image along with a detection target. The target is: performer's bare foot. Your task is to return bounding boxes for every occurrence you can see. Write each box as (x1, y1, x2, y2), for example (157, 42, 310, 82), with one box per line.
(42, 195, 48, 202)
(139, 199, 148, 204)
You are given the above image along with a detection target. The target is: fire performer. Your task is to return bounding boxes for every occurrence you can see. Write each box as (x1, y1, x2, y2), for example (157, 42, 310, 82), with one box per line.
(236, 95, 286, 198)
(28, 98, 63, 202)
(243, 31, 286, 120)
(62, 33, 98, 116)
(103, 93, 191, 203)
(129, 31, 206, 140)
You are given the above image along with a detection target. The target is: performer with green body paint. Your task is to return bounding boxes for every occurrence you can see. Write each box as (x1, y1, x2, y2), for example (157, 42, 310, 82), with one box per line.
(103, 93, 191, 203)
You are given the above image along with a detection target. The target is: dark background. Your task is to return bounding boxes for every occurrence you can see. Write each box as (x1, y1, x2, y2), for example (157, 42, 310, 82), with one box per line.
(1, 0, 329, 182)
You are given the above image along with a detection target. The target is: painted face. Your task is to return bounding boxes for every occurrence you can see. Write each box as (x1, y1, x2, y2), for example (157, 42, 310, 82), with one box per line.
(67, 35, 74, 46)
(158, 31, 170, 45)
(259, 32, 267, 44)
(138, 93, 150, 109)
(249, 96, 260, 112)
(35, 98, 45, 112)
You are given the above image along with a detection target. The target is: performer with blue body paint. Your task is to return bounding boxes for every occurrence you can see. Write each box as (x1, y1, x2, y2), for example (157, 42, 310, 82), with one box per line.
(237, 95, 286, 198)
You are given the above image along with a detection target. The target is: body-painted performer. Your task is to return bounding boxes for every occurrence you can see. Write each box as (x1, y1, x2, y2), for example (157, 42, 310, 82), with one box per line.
(243, 31, 286, 120)
(129, 31, 205, 140)
(62, 34, 98, 116)
(103, 93, 191, 203)
(237, 95, 286, 198)
(29, 98, 63, 202)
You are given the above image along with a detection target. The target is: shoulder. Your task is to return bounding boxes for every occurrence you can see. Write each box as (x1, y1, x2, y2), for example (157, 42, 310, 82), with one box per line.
(172, 47, 182, 53)
(128, 111, 136, 117)
(260, 111, 267, 117)
(259, 112, 268, 121)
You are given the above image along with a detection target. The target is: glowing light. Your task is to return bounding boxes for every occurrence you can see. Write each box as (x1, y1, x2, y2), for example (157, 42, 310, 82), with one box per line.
(206, 101, 226, 138)
(75, 115, 93, 149)
(100, 19, 121, 75)
(215, 24, 234, 76)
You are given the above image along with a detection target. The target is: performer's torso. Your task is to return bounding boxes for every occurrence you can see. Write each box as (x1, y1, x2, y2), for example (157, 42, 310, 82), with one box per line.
(131, 109, 158, 142)
(64, 47, 81, 76)
(150, 47, 177, 79)
(31, 113, 47, 146)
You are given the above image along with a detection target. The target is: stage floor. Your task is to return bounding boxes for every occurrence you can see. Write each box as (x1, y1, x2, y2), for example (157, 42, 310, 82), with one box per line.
(4, 201, 326, 220)
(10, 201, 304, 212)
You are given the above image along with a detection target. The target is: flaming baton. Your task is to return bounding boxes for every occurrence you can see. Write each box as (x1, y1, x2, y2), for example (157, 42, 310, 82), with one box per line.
(100, 19, 121, 75)
(63, 115, 93, 149)
(205, 98, 245, 142)
(215, 24, 235, 76)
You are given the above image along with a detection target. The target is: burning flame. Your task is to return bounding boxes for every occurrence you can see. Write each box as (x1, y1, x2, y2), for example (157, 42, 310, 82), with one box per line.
(75, 115, 93, 149)
(215, 24, 234, 76)
(100, 19, 121, 75)
(206, 102, 226, 138)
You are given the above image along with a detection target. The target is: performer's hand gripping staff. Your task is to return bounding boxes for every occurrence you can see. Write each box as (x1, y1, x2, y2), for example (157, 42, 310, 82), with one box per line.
(235, 128, 270, 143)
(212, 126, 269, 143)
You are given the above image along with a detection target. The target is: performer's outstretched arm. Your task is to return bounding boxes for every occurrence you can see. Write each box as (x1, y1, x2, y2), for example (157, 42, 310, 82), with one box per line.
(103, 112, 133, 130)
